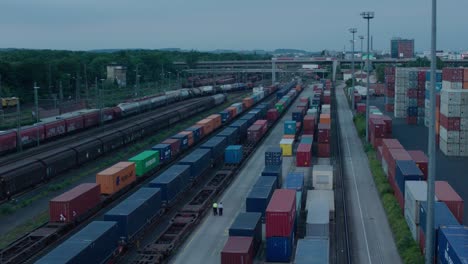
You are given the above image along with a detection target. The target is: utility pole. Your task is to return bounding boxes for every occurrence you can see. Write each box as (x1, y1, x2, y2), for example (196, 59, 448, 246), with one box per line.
(34, 83, 40, 146)
(84, 64, 89, 101)
(135, 64, 139, 97)
(75, 72, 80, 101)
(361, 11, 375, 142)
(350, 28, 357, 112)
(99, 79, 105, 125)
(425, 0, 437, 262)
(59, 80, 64, 102)
(16, 99, 22, 152)
(359, 35, 365, 72)
(48, 64, 52, 95)
(272, 58, 277, 84)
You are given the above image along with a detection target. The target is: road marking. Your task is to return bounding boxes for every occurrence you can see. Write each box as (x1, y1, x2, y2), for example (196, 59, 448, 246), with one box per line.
(338, 88, 373, 264)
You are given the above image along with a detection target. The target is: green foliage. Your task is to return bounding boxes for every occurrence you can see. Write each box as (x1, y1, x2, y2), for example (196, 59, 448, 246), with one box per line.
(404, 57, 444, 70)
(353, 114, 366, 138)
(352, 116, 424, 264)
(376, 64, 385, 83)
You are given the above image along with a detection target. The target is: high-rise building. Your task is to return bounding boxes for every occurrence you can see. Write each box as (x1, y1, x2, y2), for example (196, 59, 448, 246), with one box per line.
(391, 38, 414, 58)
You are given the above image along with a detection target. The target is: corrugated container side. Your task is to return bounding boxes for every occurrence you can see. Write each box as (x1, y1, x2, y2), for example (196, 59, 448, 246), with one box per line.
(96, 162, 136, 195)
(295, 238, 329, 264)
(437, 226, 468, 264)
(266, 232, 294, 262)
(265, 189, 296, 237)
(435, 181, 464, 224)
(221, 236, 254, 264)
(178, 148, 211, 180)
(228, 212, 262, 252)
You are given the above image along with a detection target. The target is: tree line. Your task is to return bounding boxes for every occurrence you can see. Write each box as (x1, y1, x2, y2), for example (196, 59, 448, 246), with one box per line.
(0, 49, 271, 103)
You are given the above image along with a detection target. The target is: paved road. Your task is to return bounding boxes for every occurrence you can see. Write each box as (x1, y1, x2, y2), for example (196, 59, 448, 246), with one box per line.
(336, 84, 402, 264)
(171, 87, 317, 264)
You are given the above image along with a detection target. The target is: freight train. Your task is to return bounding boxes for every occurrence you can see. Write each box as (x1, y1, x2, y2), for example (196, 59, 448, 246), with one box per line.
(182, 74, 262, 88)
(0, 94, 226, 200)
(0, 80, 256, 155)
(8, 81, 298, 264)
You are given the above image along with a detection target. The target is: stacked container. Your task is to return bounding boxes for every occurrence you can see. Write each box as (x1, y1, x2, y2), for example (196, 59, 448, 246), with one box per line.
(296, 143, 312, 167)
(279, 138, 294, 156)
(221, 236, 254, 264)
(407, 150, 428, 180)
(312, 165, 333, 190)
(393, 160, 424, 210)
(435, 181, 464, 224)
(307, 190, 335, 220)
(437, 226, 468, 264)
(303, 115, 315, 135)
(424, 70, 442, 127)
(395, 67, 425, 123)
(284, 172, 304, 215)
(228, 212, 262, 254)
(265, 189, 296, 262)
(439, 87, 468, 156)
(246, 177, 276, 218)
(306, 200, 329, 238)
(404, 181, 431, 242)
(317, 123, 331, 157)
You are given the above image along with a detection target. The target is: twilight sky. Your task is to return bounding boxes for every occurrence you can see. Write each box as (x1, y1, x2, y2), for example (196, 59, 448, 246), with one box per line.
(0, 0, 466, 52)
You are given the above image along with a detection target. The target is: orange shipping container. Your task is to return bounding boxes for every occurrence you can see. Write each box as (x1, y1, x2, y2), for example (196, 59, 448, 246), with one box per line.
(283, 134, 295, 140)
(463, 82, 468, 89)
(320, 114, 331, 124)
(295, 84, 302, 92)
(196, 119, 214, 135)
(242, 98, 254, 109)
(207, 114, 222, 129)
(464, 69, 468, 81)
(96, 162, 136, 195)
(179, 131, 194, 146)
(227, 106, 238, 117)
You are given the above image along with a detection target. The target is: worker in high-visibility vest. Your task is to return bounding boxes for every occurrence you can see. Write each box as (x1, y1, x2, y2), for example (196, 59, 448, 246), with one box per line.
(212, 202, 218, 216)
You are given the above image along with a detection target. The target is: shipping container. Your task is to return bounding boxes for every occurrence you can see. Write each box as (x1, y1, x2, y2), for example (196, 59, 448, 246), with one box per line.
(225, 145, 243, 164)
(307, 190, 335, 220)
(128, 151, 159, 176)
(49, 183, 100, 223)
(303, 115, 315, 135)
(262, 165, 283, 188)
(437, 226, 468, 264)
(178, 148, 211, 180)
(104, 188, 162, 240)
(148, 165, 190, 205)
(320, 113, 331, 124)
(266, 109, 279, 122)
(246, 185, 276, 218)
(200, 136, 227, 161)
(221, 236, 254, 264)
(317, 123, 331, 143)
(240, 113, 256, 127)
(162, 138, 181, 156)
(295, 238, 329, 264)
(280, 138, 294, 156)
(207, 114, 222, 129)
(266, 189, 296, 238)
(217, 127, 239, 145)
(312, 165, 333, 190)
(229, 119, 249, 139)
(151, 144, 171, 162)
(171, 133, 189, 150)
(229, 212, 262, 252)
(435, 181, 464, 224)
(266, 232, 294, 262)
(185, 126, 202, 143)
(284, 121, 296, 135)
(179, 131, 194, 147)
(254, 176, 277, 190)
(407, 150, 428, 180)
(265, 146, 282, 166)
(96, 162, 136, 195)
(35, 221, 119, 264)
(296, 143, 312, 167)
(306, 200, 329, 238)
(247, 124, 265, 143)
(395, 160, 424, 205)
(284, 172, 304, 214)
(196, 119, 214, 135)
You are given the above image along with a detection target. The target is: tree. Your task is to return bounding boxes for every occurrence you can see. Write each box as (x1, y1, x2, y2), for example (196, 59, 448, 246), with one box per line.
(376, 64, 385, 83)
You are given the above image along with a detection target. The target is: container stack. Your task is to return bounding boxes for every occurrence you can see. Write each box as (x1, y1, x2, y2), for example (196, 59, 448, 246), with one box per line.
(294, 238, 329, 264)
(424, 70, 442, 127)
(284, 172, 304, 215)
(228, 212, 262, 257)
(439, 68, 468, 156)
(384, 67, 395, 113)
(394, 67, 409, 118)
(437, 226, 468, 264)
(416, 70, 427, 125)
(265, 189, 296, 262)
(394, 67, 423, 124)
(263, 146, 283, 187)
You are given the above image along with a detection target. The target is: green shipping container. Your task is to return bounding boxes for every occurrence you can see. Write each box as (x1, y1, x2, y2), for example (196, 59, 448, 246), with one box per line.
(275, 103, 284, 113)
(129, 150, 160, 176)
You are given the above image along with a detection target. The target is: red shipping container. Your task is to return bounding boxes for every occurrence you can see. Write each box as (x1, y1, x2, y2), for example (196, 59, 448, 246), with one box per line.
(303, 115, 315, 134)
(435, 181, 464, 224)
(439, 114, 461, 131)
(64, 115, 84, 133)
(221, 236, 254, 264)
(162, 138, 181, 156)
(299, 97, 309, 104)
(242, 97, 255, 109)
(44, 120, 67, 139)
(266, 109, 279, 122)
(254, 119, 268, 130)
(0, 131, 16, 152)
(382, 139, 404, 163)
(356, 103, 366, 114)
(384, 104, 394, 113)
(376, 146, 383, 163)
(266, 189, 296, 238)
(317, 123, 330, 143)
(247, 124, 264, 143)
(83, 111, 100, 128)
(49, 183, 100, 223)
(407, 150, 428, 180)
(318, 143, 330, 157)
(296, 143, 312, 167)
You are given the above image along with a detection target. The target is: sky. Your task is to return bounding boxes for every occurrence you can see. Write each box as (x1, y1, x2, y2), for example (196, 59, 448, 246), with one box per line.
(0, 0, 467, 52)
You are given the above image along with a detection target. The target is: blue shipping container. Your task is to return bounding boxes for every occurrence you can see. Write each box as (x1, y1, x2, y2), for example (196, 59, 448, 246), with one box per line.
(300, 137, 313, 144)
(295, 238, 329, 264)
(284, 172, 304, 192)
(178, 148, 211, 180)
(229, 212, 262, 252)
(249, 109, 261, 119)
(104, 188, 162, 240)
(265, 146, 282, 166)
(420, 201, 460, 249)
(437, 225, 468, 264)
(240, 113, 257, 126)
(151, 144, 171, 162)
(284, 121, 296, 135)
(200, 136, 227, 160)
(36, 221, 120, 264)
(185, 126, 201, 143)
(266, 232, 294, 262)
(225, 145, 243, 164)
(262, 165, 282, 188)
(254, 176, 277, 190)
(171, 133, 189, 150)
(246, 186, 275, 218)
(229, 119, 249, 139)
(395, 160, 423, 195)
(148, 165, 190, 204)
(292, 111, 303, 122)
(217, 127, 239, 145)
(220, 111, 230, 123)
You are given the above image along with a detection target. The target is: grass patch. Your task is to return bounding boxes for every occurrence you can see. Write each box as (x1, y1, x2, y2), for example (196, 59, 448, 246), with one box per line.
(353, 114, 424, 264)
(0, 93, 247, 217)
(0, 211, 49, 249)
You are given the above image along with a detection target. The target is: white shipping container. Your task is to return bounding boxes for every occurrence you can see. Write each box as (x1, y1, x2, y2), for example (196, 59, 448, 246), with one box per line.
(439, 126, 460, 143)
(441, 89, 462, 105)
(316, 158, 331, 165)
(440, 138, 460, 156)
(306, 190, 335, 220)
(312, 165, 333, 190)
(459, 146, 468, 156)
(382, 158, 389, 177)
(404, 208, 419, 242)
(404, 181, 431, 225)
(252, 87, 264, 94)
(451, 82, 463, 90)
(440, 104, 461, 118)
(306, 200, 329, 238)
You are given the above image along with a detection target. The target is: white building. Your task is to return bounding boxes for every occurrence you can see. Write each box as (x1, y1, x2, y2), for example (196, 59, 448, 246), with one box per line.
(107, 65, 127, 87)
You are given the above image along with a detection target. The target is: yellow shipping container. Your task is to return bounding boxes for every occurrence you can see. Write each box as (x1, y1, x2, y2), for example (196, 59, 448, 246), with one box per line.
(280, 138, 294, 156)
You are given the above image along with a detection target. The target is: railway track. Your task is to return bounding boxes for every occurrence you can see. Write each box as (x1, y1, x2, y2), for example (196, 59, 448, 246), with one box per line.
(331, 81, 352, 264)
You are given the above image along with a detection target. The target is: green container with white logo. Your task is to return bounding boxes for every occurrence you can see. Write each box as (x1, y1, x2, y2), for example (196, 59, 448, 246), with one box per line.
(129, 150, 160, 176)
